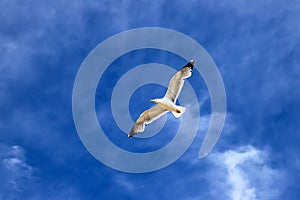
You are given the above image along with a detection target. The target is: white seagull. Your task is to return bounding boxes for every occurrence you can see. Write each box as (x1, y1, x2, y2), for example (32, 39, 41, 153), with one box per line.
(128, 59, 195, 138)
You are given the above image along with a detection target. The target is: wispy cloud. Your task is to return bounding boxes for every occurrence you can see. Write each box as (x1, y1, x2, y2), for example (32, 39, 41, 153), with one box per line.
(0, 143, 83, 200)
(0, 145, 34, 198)
(209, 145, 286, 200)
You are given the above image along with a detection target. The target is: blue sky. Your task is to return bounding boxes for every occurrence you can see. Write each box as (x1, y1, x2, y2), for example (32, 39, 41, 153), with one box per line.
(1, 0, 300, 199)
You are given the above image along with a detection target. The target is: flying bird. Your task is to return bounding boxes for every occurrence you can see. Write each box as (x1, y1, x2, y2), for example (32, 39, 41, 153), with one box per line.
(128, 59, 195, 138)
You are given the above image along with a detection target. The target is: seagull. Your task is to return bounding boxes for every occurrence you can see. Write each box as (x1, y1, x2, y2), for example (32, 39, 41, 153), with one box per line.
(128, 59, 195, 138)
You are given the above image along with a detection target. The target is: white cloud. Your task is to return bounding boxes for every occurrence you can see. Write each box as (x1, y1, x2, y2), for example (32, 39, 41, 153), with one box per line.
(209, 145, 285, 200)
(0, 144, 83, 199)
(0, 145, 34, 193)
(221, 147, 258, 200)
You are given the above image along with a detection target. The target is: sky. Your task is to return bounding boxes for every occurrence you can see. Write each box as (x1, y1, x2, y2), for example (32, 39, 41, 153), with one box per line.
(1, 0, 300, 199)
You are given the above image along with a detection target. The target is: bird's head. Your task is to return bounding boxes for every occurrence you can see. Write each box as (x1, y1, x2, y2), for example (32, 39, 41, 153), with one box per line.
(150, 99, 159, 103)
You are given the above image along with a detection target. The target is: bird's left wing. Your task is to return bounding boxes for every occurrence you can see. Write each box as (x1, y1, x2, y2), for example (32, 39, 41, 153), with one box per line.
(128, 105, 167, 137)
(164, 60, 194, 102)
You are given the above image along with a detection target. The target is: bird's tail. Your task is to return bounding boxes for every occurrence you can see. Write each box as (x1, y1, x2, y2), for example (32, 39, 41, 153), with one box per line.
(171, 106, 186, 118)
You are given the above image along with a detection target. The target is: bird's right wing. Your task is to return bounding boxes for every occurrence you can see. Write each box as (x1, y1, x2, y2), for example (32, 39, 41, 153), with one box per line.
(164, 61, 194, 103)
(128, 105, 167, 137)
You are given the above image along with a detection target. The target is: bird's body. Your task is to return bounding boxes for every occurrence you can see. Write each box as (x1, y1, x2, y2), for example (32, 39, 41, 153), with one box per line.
(128, 60, 195, 138)
(151, 98, 181, 113)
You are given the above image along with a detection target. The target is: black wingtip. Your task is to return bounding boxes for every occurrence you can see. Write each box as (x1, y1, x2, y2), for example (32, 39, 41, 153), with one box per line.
(182, 59, 195, 70)
(128, 134, 133, 138)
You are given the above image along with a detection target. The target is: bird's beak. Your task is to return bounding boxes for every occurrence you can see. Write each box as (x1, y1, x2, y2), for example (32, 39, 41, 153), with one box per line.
(150, 99, 155, 103)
